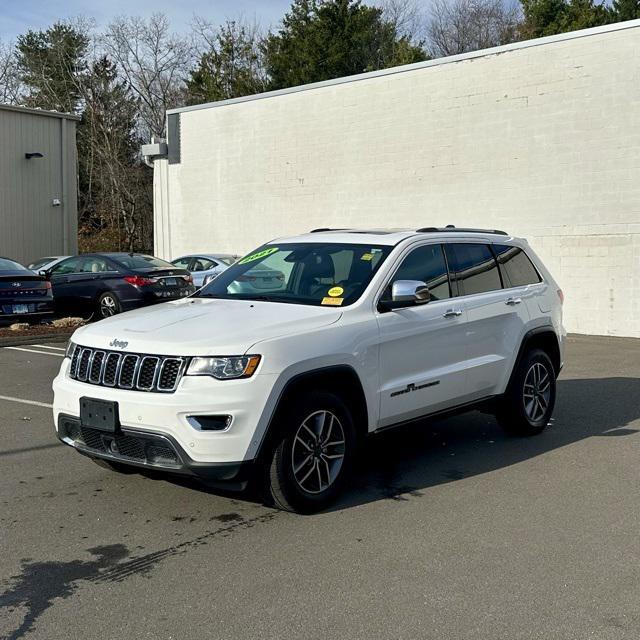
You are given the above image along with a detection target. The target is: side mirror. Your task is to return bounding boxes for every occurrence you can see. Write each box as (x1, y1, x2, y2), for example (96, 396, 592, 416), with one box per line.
(39, 270, 49, 278)
(378, 280, 430, 312)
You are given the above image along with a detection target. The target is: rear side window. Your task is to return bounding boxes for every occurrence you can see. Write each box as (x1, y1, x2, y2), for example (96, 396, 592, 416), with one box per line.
(444, 243, 502, 296)
(385, 244, 450, 301)
(493, 245, 541, 287)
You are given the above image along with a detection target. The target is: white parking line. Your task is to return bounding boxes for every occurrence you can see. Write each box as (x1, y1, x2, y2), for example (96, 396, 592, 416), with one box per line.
(3, 347, 64, 357)
(0, 394, 53, 409)
(33, 344, 66, 351)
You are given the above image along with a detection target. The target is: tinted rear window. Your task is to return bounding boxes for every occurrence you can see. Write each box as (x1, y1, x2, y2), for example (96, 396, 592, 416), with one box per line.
(493, 245, 541, 287)
(0, 258, 28, 271)
(444, 243, 502, 296)
(112, 255, 175, 270)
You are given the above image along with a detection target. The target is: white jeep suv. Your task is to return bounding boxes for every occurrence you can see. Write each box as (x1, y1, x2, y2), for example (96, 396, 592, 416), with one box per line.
(53, 227, 565, 513)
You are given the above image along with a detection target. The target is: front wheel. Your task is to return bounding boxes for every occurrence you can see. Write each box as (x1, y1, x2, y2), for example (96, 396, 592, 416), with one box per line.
(265, 391, 356, 514)
(496, 348, 556, 436)
(96, 291, 121, 319)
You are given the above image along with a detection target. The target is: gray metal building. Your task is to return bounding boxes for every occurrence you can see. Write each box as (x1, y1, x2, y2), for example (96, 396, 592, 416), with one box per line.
(0, 104, 79, 265)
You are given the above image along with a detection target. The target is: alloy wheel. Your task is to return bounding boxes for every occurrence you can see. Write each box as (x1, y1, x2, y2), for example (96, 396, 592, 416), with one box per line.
(523, 362, 551, 422)
(100, 295, 118, 318)
(291, 410, 346, 494)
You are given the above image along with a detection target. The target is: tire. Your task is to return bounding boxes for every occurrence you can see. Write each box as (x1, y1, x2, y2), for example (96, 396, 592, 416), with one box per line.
(96, 291, 121, 319)
(265, 390, 356, 514)
(496, 348, 556, 436)
(91, 457, 137, 474)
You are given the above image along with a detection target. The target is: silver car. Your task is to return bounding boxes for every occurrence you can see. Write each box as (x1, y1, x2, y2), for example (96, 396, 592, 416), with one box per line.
(171, 253, 237, 287)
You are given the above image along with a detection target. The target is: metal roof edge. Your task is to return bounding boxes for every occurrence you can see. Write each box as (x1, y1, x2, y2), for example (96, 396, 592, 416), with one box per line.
(168, 19, 640, 116)
(0, 103, 81, 121)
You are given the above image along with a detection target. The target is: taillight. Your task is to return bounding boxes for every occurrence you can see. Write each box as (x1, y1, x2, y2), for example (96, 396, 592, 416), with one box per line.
(124, 275, 156, 286)
(184, 275, 193, 284)
(557, 289, 564, 304)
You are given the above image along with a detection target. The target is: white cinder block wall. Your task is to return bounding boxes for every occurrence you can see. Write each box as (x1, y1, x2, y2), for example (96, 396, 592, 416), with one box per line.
(153, 21, 640, 338)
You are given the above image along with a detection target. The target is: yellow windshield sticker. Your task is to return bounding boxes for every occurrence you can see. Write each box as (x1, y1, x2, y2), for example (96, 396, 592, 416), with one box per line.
(238, 247, 279, 265)
(328, 286, 344, 297)
(321, 297, 344, 306)
(361, 253, 373, 261)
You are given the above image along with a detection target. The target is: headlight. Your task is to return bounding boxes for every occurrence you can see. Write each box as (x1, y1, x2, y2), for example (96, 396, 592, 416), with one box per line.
(186, 355, 261, 380)
(65, 341, 77, 359)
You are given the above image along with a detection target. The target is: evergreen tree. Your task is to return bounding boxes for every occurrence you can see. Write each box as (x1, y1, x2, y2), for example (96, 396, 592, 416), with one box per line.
(16, 22, 88, 113)
(263, 0, 427, 90)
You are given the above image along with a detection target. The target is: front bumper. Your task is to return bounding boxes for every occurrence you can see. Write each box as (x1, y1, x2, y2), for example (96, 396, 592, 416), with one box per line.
(57, 413, 255, 484)
(53, 357, 278, 464)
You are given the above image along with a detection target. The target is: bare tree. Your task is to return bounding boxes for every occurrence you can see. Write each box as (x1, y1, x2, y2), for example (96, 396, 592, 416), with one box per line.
(381, 0, 427, 44)
(0, 39, 22, 104)
(427, 0, 521, 58)
(102, 13, 194, 139)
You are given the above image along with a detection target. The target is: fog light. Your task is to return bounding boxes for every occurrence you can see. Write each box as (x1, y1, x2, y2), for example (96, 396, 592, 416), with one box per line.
(187, 415, 232, 431)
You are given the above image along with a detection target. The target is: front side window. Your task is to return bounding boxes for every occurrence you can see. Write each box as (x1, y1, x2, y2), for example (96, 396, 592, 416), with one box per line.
(444, 243, 502, 296)
(192, 258, 216, 271)
(51, 257, 84, 275)
(196, 243, 392, 307)
(493, 245, 541, 287)
(382, 244, 450, 302)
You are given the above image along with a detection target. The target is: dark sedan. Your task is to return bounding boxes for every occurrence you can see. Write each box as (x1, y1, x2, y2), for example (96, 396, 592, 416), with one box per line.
(45, 253, 195, 320)
(0, 257, 54, 324)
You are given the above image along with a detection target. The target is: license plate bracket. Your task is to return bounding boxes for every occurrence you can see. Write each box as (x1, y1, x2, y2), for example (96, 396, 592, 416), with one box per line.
(12, 304, 29, 314)
(80, 397, 120, 432)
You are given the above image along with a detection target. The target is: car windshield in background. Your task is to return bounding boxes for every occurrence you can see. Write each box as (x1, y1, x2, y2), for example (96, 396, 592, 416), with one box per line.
(112, 254, 176, 270)
(28, 258, 55, 270)
(196, 243, 392, 307)
(0, 258, 28, 272)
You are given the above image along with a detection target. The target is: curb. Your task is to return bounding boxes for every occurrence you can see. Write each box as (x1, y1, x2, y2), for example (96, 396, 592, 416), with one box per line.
(0, 333, 73, 348)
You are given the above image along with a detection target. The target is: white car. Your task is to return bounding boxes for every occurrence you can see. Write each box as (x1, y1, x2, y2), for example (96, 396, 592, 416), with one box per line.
(53, 227, 565, 513)
(171, 253, 237, 287)
(27, 255, 69, 273)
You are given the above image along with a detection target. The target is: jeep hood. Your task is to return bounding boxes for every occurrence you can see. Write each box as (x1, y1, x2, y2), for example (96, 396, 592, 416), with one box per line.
(71, 298, 342, 356)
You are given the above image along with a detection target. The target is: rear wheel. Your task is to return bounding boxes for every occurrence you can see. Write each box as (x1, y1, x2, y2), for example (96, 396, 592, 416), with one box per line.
(265, 391, 356, 514)
(96, 292, 121, 319)
(496, 348, 556, 436)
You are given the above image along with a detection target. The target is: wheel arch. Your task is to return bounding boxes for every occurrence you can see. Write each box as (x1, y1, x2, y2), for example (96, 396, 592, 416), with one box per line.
(512, 327, 562, 382)
(256, 365, 369, 462)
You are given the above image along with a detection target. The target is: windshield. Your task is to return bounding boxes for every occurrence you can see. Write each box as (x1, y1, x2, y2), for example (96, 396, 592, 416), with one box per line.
(0, 258, 28, 272)
(112, 254, 176, 270)
(28, 258, 55, 270)
(195, 243, 391, 306)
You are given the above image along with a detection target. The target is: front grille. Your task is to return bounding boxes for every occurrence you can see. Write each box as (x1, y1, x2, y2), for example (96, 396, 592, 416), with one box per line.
(68, 345, 186, 393)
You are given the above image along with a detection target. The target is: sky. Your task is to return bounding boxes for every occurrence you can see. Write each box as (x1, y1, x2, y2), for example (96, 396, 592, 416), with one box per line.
(0, 0, 295, 40)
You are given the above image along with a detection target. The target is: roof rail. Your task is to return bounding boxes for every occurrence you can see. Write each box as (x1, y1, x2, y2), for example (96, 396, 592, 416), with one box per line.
(309, 227, 349, 233)
(416, 225, 508, 236)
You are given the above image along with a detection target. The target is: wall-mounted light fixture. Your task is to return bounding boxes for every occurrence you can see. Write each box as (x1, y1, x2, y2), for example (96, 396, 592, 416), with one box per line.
(25, 152, 44, 159)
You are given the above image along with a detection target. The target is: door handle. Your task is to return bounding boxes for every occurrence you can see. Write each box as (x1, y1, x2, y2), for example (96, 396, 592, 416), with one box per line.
(443, 309, 463, 318)
(505, 297, 522, 306)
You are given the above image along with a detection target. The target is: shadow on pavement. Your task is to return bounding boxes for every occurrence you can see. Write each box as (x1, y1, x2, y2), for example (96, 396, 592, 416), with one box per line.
(330, 376, 640, 510)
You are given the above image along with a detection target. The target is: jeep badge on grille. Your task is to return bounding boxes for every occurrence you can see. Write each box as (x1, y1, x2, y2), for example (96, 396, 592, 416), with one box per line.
(109, 339, 129, 349)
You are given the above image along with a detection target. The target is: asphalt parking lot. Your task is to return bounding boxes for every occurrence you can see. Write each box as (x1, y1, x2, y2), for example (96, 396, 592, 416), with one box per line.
(1, 335, 639, 640)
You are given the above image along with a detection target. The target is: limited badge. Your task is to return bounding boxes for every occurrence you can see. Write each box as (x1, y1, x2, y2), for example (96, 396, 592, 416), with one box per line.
(328, 286, 344, 297)
(321, 297, 344, 306)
